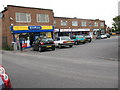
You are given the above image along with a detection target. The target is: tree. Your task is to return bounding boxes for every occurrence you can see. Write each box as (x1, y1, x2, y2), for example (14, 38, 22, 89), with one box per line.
(112, 15, 120, 32)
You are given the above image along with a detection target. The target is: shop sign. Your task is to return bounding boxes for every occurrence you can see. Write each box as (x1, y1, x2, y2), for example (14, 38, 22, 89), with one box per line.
(60, 29, 71, 32)
(28, 26, 41, 30)
(93, 29, 100, 31)
(13, 26, 29, 31)
(11, 26, 53, 31)
(54, 29, 59, 32)
(41, 26, 53, 30)
(72, 29, 90, 31)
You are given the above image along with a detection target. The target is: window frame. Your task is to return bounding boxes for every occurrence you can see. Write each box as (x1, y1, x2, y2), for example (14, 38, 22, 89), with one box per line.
(37, 14, 49, 23)
(16, 12, 31, 22)
(100, 22, 104, 26)
(81, 21, 86, 26)
(72, 21, 78, 26)
(61, 20, 68, 26)
(94, 22, 99, 26)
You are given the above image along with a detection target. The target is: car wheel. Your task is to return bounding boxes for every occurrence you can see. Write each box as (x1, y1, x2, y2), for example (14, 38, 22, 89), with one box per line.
(75, 41, 78, 45)
(89, 39, 91, 42)
(39, 47, 43, 52)
(33, 48, 35, 51)
(69, 45, 73, 47)
(58, 45, 62, 49)
(83, 42, 85, 44)
(52, 47, 55, 51)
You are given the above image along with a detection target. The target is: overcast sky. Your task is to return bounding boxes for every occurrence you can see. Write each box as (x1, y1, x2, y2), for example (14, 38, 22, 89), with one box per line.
(0, 0, 119, 27)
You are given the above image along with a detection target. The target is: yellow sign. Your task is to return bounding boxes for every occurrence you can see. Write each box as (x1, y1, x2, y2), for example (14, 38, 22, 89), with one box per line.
(13, 26, 29, 30)
(41, 26, 53, 30)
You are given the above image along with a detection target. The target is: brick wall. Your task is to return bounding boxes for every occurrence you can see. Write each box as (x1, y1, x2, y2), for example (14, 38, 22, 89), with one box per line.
(2, 5, 54, 47)
(54, 17, 106, 32)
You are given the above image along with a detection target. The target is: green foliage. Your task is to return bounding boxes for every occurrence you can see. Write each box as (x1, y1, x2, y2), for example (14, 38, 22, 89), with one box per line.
(112, 15, 120, 32)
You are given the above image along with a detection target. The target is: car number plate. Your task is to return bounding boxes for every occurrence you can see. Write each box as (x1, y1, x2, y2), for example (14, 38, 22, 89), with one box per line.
(46, 46, 52, 47)
(67, 41, 71, 43)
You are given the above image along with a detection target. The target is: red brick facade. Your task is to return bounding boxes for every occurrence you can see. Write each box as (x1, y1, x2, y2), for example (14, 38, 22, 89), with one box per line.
(1, 5, 106, 48)
(1, 5, 54, 47)
(54, 17, 106, 32)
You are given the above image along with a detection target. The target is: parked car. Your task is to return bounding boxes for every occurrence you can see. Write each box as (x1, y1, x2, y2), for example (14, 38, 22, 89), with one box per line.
(96, 34, 107, 39)
(0, 65, 12, 89)
(105, 33, 111, 38)
(32, 38, 55, 52)
(84, 35, 92, 42)
(54, 36, 74, 48)
(71, 35, 86, 45)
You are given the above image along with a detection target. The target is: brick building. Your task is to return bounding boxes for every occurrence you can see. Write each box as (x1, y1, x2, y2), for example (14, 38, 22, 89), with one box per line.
(54, 17, 106, 38)
(1, 5, 106, 49)
(1, 5, 54, 49)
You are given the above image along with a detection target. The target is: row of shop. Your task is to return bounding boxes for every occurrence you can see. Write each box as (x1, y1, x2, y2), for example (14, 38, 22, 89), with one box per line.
(10, 25, 105, 49)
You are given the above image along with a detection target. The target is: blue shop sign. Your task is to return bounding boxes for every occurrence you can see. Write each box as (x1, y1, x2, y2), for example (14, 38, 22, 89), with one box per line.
(28, 26, 41, 30)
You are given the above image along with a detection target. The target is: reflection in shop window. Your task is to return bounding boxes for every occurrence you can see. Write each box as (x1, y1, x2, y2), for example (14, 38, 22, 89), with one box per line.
(16, 13, 31, 22)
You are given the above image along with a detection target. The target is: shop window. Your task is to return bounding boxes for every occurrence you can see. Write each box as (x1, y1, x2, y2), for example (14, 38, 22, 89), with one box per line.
(81, 21, 86, 26)
(72, 21, 78, 26)
(37, 14, 49, 23)
(100, 22, 104, 26)
(61, 20, 67, 26)
(16, 13, 31, 22)
(94, 22, 98, 26)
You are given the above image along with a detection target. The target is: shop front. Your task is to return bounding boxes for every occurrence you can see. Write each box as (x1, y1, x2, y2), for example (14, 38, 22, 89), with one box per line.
(93, 28, 105, 38)
(54, 28, 90, 38)
(10, 26, 54, 50)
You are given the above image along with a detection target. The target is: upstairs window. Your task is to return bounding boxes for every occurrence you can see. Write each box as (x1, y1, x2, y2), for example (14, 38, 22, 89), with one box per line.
(37, 14, 49, 23)
(88, 22, 92, 27)
(61, 20, 67, 26)
(100, 22, 104, 26)
(72, 21, 78, 26)
(16, 13, 31, 22)
(94, 22, 98, 26)
(81, 21, 86, 26)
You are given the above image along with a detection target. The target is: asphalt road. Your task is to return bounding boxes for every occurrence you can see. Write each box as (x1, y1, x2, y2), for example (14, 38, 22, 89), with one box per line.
(2, 36, 118, 88)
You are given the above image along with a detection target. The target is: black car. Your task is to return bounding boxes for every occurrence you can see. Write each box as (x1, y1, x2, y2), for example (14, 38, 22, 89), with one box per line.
(84, 35, 92, 42)
(105, 33, 111, 38)
(32, 38, 55, 52)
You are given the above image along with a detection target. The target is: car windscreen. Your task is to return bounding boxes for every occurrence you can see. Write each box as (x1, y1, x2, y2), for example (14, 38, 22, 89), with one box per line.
(41, 38, 53, 42)
(77, 35, 84, 38)
(61, 37, 71, 40)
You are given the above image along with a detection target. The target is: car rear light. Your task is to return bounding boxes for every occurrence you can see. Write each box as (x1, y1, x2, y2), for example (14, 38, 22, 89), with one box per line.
(71, 41, 74, 42)
(52, 41, 54, 44)
(40, 42, 44, 45)
(0, 65, 12, 88)
(63, 41, 67, 43)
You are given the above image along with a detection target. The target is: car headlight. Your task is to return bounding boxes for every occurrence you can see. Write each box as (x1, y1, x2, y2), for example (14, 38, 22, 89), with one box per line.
(0, 66, 5, 75)
(3, 74, 9, 81)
